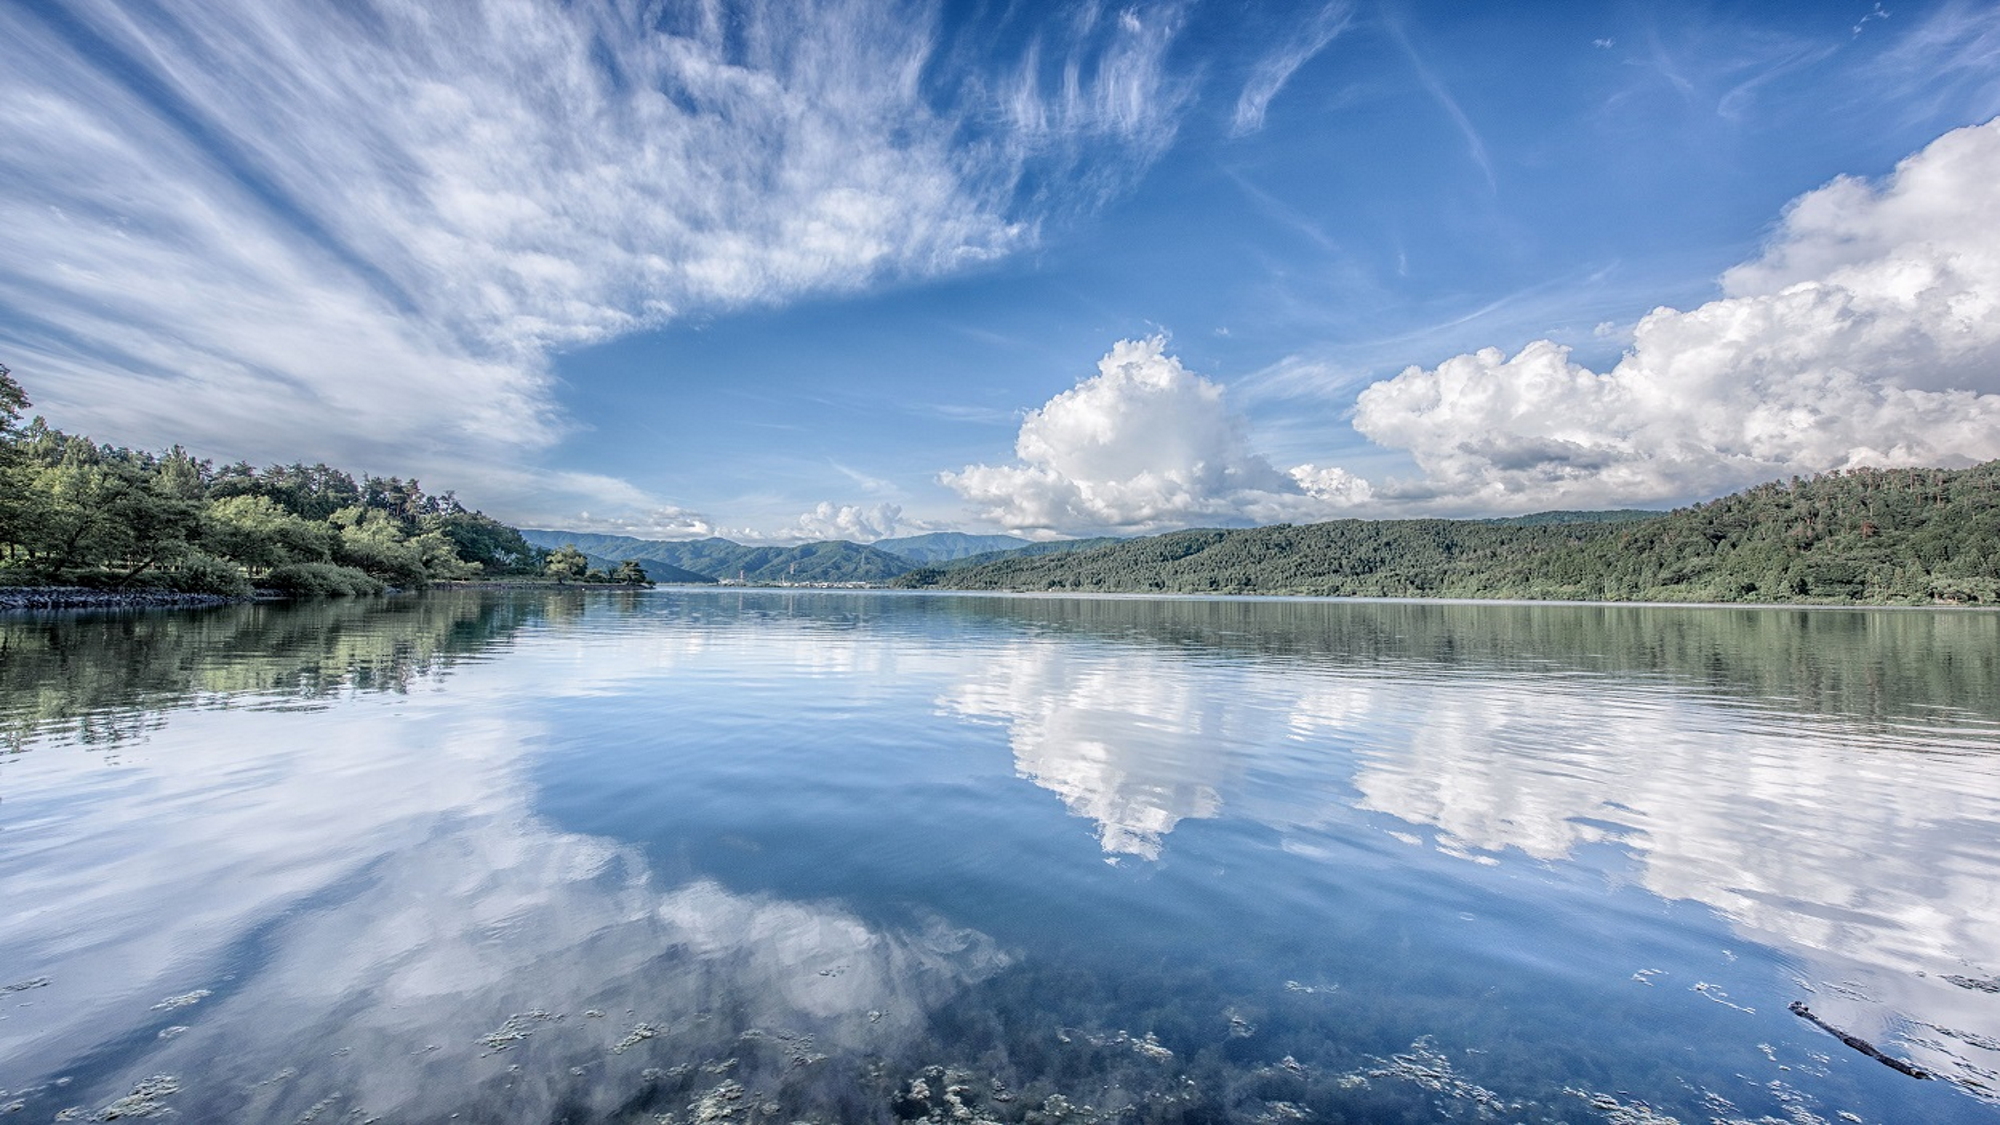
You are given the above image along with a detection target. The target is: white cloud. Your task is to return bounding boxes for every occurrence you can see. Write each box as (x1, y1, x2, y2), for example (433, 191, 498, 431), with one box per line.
(0, 0, 1193, 521)
(1230, 2, 1353, 137)
(787, 501, 909, 543)
(1871, 3, 2000, 121)
(996, 2, 1195, 192)
(943, 338, 1370, 536)
(536, 503, 723, 542)
(1351, 116, 2000, 511)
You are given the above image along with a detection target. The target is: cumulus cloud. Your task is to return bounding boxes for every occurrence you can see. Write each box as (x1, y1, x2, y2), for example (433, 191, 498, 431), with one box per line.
(785, 501, 911, 543)
(1352, 116, 2000, 511)
(943, 338, 1370, 536)
(0, 0, 1192, 519)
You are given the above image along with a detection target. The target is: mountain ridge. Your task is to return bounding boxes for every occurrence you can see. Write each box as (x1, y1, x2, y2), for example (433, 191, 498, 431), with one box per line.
(893, 464, 2000, 605)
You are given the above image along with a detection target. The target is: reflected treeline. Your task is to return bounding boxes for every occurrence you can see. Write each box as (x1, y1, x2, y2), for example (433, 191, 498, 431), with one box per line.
(919, 594, 2000, 728)
(0, 591, 616, 750)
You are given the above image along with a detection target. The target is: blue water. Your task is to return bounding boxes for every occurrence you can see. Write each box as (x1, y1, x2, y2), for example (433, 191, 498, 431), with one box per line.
(2, 589, 1997, 1123)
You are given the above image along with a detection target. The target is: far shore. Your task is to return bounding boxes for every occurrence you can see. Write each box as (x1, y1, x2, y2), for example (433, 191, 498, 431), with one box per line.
(4, 580, 1988, 614)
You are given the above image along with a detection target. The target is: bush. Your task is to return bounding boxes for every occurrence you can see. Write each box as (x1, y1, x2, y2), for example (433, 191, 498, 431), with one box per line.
(162, 551, 253, 596)
(260, 562, 386, 598)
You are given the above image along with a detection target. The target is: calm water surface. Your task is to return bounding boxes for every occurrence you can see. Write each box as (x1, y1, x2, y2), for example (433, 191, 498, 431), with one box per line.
(2, 590, 1998, 1123)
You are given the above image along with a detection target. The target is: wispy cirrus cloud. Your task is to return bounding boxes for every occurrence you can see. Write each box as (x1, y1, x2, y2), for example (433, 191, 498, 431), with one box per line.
(0, 0, 1194, 518)
(1383, 14, 1494, 191)
(1230, 2, 1353, 137)
(1869, 0, 2000, 121)
(989, 1, 1197, 207)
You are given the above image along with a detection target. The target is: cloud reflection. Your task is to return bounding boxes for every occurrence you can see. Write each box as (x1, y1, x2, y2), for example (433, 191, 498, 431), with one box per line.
(940, 637, 1244, 858)
(0, 620, 1005, 1122)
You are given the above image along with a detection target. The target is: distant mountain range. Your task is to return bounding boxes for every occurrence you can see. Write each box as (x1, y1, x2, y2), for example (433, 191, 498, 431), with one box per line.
(870, 532, 1033, 562)
(517, 529, 1118, 584)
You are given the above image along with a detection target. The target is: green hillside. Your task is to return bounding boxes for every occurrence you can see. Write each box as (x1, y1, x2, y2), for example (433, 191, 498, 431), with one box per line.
(930, 536, 1127, 571)
(873, 531, 1032, 563)
(1478, 509, 1662, 526)
(565, 548, 713, 584)
(899, 463, 2000, 606)
(0, 365, 541, 597)
(520, 530, 914, 584)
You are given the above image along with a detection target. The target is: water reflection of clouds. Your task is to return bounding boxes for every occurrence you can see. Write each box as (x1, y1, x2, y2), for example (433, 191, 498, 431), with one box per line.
(559, 596, 2000, 1095)
(0, 640, 1005, 1121)
(11, 593, 2000, 1112)
(1343, 672, 2000, 1082)
(927, 620, 2000, 1088)
(940, 639, 1241, 859)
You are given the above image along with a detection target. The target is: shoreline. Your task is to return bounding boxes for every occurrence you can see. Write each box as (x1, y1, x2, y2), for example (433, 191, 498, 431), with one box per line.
(4, 581, 1989, 614)
(0, 586, 251, 612)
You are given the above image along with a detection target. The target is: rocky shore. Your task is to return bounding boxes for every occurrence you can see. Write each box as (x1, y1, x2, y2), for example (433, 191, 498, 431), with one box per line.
(0, 586, 248, 612)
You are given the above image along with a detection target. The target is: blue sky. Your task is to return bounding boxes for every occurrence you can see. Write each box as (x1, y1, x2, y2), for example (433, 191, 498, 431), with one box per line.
(5, 0, 2000, 541)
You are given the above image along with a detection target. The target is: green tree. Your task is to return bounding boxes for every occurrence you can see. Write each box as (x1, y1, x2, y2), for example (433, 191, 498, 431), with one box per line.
(0, 364, 29, 558)
(202, 495, 336, 573)
(330, 506, 431, 588)
(8, 441, 200, 584)
(0, 363, 26, 434)
(612, 559, 653, 586)
(544, 544, 589, 584)
(429, 509, 541, 574)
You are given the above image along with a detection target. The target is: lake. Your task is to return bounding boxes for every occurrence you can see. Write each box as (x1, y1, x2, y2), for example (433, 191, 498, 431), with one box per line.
(2, 589, 1997, 1123)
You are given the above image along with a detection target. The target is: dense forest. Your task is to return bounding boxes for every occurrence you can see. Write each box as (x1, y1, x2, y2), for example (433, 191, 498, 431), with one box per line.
(0, 364, 589, 597)
(901, 462, 2000, 606)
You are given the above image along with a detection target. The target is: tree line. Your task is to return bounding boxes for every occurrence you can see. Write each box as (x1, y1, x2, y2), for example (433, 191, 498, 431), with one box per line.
(0, 365, 649, 596)
(901, 461, 2000, 606)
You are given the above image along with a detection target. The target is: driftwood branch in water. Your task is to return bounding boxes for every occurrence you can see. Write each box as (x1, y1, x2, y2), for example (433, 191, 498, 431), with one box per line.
(1788, 1001, 1932, 1080)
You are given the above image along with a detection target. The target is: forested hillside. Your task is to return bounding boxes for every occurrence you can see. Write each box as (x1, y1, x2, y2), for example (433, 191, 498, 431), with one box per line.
(522, 528, 1119, 580)
(0, 366, 541, 597)
(902, 463, 2000, 605)
(932, 536, 1125, 570)
(520, 529, 914, 583)
(873, 532, 1032, 563)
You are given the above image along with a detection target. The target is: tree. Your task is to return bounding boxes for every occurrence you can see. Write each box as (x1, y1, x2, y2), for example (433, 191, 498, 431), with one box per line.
(0, 363, 26, 434)
(0, 363, 29, 554)
(612, 559, 652, 586)
(330, 506, 431, 588)
(430, 509, 541, 574)
(544, 544, 589, 584)
(202, 495, 336, 573)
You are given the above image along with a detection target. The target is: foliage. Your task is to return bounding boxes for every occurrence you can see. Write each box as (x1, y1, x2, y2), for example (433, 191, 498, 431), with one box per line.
(517, 529, 905, 583)
(0, 365, 542, 597)
(544, 544, 590, 583)
(933, 536, 1125, 571)
(262, 562, 388, 597)
(906, 462, 2000, 606)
